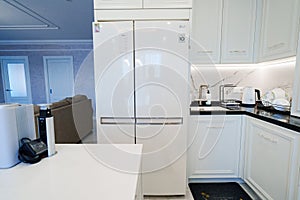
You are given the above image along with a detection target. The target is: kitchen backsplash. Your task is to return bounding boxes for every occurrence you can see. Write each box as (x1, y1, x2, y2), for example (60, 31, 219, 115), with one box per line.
(190, 59, 295, 102)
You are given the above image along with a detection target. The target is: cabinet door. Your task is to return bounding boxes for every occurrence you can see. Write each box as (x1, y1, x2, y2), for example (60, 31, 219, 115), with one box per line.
(221, 0, 256, 63)
(190, 0, 223, 64)
(188, 115, 242, 179)
(94, 0, 142, 9)
(258, 0, 300, 62)
(143, 0, 192, 8)
(291, 31, 300, 117)
(244, 117, 300, 200)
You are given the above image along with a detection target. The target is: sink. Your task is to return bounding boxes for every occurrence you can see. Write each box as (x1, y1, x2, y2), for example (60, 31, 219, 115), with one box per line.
(190, 106, 229, 112)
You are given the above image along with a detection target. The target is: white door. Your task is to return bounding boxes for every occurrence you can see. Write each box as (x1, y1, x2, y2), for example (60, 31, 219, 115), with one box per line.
(135, 20, 189, 118)
(135, 20, 189, 195)
(0, 56, 32, 104)
(43, 56, 74, 103)
(93, 21, 135, 144)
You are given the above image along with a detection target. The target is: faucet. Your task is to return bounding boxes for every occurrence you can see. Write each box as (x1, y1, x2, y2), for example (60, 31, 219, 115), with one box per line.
(219, 84, 236, 104)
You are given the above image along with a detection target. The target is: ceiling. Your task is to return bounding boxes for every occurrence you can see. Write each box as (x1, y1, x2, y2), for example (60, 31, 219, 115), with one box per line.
(0, 0, 94, 41)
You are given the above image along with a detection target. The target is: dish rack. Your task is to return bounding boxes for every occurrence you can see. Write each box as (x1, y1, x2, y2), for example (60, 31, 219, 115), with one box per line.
(257, 101, 290, 114)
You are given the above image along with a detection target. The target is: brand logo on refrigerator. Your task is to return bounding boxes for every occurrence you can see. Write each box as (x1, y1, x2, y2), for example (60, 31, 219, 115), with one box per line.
(178, 34, 186, 43)
(94, 23, 101, 33)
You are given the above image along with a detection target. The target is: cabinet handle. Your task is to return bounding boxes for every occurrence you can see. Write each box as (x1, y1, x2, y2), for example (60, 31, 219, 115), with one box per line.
(259, 133, 278, 144)
(229, 50, 246, 54)
(268, 42, 285, 51)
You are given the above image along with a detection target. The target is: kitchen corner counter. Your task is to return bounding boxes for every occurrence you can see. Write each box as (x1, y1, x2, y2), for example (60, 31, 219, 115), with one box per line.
(0, 144, 143, 200)
(190, 101, 300, 133)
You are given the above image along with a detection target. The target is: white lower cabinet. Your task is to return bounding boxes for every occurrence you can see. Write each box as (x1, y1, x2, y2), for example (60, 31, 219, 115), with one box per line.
(188, 115, 242, 179)
(244, 116, 300, 200)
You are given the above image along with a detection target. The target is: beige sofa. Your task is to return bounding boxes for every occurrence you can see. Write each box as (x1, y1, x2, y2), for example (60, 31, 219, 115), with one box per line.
(34, 95, 93, 143)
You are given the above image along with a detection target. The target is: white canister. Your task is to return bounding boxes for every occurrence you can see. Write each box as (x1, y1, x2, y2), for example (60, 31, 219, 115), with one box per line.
(0, 105, 19, 168)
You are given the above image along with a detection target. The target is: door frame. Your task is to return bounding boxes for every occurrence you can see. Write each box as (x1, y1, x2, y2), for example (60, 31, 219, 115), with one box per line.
(0, 56, 32, 104)
(43, 56, 74, 103)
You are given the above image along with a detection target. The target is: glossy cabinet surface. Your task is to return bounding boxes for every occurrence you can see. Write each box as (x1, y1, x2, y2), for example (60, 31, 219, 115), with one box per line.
(258, 0, 300, 62)
(188, 115, 242, 179)
(94, 0, 192, 9)
(93, 21, 135, 144)
(244, 117, 300, 200)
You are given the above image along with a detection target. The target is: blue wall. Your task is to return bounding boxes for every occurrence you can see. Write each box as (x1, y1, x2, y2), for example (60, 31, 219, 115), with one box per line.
(0, 42, 95, 109)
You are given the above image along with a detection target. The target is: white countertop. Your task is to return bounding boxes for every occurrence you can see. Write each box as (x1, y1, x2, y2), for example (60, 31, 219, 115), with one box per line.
(0, 144, 143, 200)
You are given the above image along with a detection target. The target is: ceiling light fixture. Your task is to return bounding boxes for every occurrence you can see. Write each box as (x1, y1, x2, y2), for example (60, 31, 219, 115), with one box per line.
(0, 0, 59, 30)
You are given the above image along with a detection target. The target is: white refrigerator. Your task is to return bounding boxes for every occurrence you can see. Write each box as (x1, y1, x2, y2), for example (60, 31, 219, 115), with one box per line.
(93, 20, 189, 195)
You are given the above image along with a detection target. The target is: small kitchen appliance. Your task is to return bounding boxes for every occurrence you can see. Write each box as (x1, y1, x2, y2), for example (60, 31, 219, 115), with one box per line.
(199, 85, 208, 99)
(197, 85, 209, 105)
(0, 104, 36, 168)
(242, 87, 261, 107)
(38, 105, 56, 157)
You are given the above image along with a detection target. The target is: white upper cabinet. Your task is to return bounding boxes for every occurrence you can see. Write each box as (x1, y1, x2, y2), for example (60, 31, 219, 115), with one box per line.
(258, 0, 300, 62)
(221, 0, 256, 63)
(94, 0, 142, 9)
(190, 0, 256, 64)
(291, 31, 300, 117)
(190, 0, 223, 64)
(94, 0, 192, 9)
(143, 0, 192, 8)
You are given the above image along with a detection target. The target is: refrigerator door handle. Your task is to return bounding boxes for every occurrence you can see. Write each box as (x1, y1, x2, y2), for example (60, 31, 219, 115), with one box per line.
(136, 117, 183, 125)
(100, 117, 135, 125)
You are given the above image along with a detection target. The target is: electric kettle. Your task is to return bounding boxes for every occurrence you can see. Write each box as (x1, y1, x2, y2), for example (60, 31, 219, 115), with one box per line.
(242, 87, 261, 107)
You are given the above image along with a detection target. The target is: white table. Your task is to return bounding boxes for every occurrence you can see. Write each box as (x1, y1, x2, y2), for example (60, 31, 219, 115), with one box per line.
(0, 144, 143, 200)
